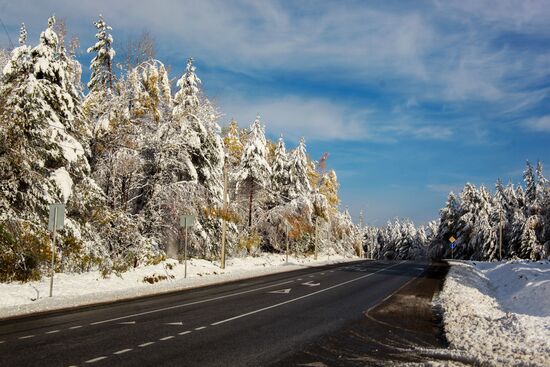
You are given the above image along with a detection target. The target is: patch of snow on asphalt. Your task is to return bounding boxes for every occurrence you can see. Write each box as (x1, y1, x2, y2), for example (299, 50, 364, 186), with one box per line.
(435, 260, 550, 366)
(0, 253, 357, 319)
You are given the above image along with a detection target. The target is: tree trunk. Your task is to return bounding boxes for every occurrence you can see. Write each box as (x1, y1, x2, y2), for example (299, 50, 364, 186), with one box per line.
(248, 185, 254, 227)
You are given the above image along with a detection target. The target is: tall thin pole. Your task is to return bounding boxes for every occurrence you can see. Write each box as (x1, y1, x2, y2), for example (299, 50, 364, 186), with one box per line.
(314, 217, 318, 260)
(221, 165, 228, 269)
(285, 224, 289, 264)
(184, 222, 188, 278)
(49, 207, 58, 297)
(499, 209, 503, 261)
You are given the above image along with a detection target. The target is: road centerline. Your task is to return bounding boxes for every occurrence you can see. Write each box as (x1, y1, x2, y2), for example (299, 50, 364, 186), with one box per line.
(211, 262, 404, 327)
(89, 279, 295, 326)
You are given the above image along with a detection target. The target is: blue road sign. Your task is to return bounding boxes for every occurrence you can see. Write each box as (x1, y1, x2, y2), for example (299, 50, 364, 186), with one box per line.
(450, 242, 456, 250)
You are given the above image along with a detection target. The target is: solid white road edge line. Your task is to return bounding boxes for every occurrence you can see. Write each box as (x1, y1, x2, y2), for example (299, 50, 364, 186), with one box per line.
(211, 262, 405, 326)
(89, 280, 295, 326)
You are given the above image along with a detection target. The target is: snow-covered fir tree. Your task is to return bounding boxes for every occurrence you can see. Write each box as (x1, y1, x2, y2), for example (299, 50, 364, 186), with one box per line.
(87, 15, 115, 93)
(18, 23, 27, 46)
(270, 135, 290, 205)
(173, 57, 201, 120)
(0, 16, 108, 280)
(287, 137, 312, 200)
(235, 116, 271, 227)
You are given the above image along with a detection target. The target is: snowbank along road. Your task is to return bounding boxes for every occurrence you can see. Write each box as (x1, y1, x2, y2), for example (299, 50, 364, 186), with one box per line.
(0, 260, 427, 366)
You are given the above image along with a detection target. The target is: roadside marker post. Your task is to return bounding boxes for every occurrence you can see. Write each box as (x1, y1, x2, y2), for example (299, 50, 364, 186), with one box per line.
(284, 222, 290, 264)
(48, 204, 65, 297)
(449, 236, 456, 260)
(180, 215, 195, 278)
(314, 217, 318, 261)
(221, 164, 228, 270)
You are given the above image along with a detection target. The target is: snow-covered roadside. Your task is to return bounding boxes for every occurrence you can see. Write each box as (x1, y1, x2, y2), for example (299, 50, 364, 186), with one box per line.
(0, 253, 358, 319)
(435, 260, 550, 366)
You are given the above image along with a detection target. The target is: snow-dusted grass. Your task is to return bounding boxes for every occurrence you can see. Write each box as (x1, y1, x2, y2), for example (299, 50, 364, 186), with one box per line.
(435, 260, 550, 366)
(0, 253, 357, 319)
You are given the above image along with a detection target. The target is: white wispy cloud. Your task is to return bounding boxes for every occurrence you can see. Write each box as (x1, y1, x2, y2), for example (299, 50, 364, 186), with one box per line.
(1, 0, 548, 140)
(426, 184, 465, 194)
(218, 95, 368, 141)
(522, 115, 550, 132)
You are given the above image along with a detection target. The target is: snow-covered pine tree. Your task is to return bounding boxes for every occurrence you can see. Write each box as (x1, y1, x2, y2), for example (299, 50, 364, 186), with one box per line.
(87, 15, 115, 93)
(287, 137, 312, 200)
(520, 216, 540, 259)
(492, 179, 508, 259)
(434, 191, 460, 258)
(476, 186, 498, 260)
(524, 161, 537, 211)
(235, 116, 271, 227)
(172, 57, 224, 196)
(19, 23, 27, 46)
(455, 184, 480, 259)
(502, 182, 521, 256)
(0, 16, 106, 280)
(536, 162, 550, 258)
(271, 135, 290, 205)
(84, 15, 116, 135)
(396, 219, 417, 259)
(519, 161, 544, 259)
(143, 57, 226, 259)
(173, 57, 201, 120)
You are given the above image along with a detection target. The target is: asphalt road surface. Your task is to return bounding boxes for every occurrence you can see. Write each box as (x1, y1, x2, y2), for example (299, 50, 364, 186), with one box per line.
(0, 260, 428, 366)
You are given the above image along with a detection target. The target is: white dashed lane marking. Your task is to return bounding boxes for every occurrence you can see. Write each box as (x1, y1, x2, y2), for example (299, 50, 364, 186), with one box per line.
(89, 280, 294, 326)
(211, 262, 403, 327)
(69, 325, 83, 330)
(46, 330, 60, 334)
(113, 348, 132, 355)
(18, 335, 34, 340)
(69, 262, 395, 365)
(85, 356, 107, 363)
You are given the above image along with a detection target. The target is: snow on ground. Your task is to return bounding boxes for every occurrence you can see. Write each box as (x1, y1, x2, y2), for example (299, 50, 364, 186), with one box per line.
(435, 260, 550, 366)
(0, 253, 357, 319)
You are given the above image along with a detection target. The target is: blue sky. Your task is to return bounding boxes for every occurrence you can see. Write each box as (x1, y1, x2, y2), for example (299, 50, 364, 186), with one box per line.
(1, 0, 549, 225)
